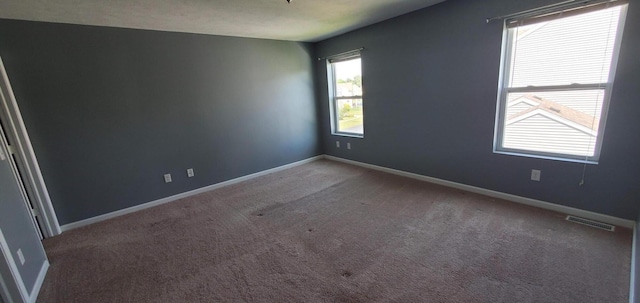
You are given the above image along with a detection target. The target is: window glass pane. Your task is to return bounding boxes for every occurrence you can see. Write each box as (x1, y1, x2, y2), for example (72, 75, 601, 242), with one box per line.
(334, 58, 362, 97)
(503, 90, 604, 157)
(509, 6, 622, 87)
(335, 98, 364, 135)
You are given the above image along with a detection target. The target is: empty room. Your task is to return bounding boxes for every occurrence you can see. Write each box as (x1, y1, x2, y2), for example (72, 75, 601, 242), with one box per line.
(0, 0, 639, 302)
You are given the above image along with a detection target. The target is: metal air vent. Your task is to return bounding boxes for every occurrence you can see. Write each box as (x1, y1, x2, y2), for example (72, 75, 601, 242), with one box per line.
(565, 215, 615, 232)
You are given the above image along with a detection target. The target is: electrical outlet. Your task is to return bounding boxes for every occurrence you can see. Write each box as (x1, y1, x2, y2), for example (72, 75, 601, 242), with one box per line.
(347, 143, 351, 150)
(17, 249, 25, 265)
(336, 141, 340, 148)
(531, 169, 541, 181)
(187, 168, 194, 178)
(164, 174, 172, 183)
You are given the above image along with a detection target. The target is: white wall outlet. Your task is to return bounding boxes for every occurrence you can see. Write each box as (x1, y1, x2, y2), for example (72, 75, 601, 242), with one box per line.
(164, 173, 172, 183)
(336, 141, 340, 148)
(347, 143, 351, 150)
(187, 168, 194, 178)
(17, 249, 25, 265)
(531, 169, 541, 181)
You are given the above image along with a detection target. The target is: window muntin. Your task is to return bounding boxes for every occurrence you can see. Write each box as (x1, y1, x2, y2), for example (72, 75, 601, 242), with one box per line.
(329, 56, 364, 137)
(495, 5, 626, 161)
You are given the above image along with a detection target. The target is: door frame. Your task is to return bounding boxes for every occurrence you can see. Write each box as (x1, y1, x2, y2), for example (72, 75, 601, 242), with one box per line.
(0, 123, 41, 240)
(0, 228, 29, 303)
(0, 57, 61, 238)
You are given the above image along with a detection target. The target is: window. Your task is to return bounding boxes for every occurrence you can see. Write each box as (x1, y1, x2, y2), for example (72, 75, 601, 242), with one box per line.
(329, 55, 364, 137)
(494, 2, 627, 162)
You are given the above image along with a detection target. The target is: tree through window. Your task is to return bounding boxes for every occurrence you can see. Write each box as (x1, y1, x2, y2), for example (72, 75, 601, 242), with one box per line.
(329, 55, 364, 137)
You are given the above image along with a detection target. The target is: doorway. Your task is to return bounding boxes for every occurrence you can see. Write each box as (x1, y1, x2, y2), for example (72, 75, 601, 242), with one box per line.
(0, 120, 42, 239)
(0, 123, 49, 303)
(0, 56, 60, 238)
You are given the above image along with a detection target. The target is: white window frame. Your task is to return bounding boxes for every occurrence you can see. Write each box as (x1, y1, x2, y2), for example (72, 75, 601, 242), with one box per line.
(493, 3, 627, 163)
(327, 54, 364, 138)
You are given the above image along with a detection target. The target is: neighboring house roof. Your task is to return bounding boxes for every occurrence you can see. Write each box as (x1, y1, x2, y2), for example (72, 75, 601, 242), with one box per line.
(507, 94, 599, 136)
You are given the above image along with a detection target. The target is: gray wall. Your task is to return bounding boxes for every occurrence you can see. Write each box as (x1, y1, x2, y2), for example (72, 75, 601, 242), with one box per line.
(0, 20, 320, 225)
(315, 0, 640, 219)
(0, 139, 47, 295)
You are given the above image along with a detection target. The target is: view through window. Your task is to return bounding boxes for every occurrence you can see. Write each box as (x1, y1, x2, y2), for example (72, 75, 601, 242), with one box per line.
(330, 56, 364, 136)
(495, 4, 626, 161)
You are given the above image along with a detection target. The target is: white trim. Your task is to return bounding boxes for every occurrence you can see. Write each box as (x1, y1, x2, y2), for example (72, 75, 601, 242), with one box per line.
(494, 150, 599, 165)
(0, 57, 61, 237)
(494, 6, 628, 164)
(323, 155, 634, 228)
(27, 261, 47, 303)
(630, 222, 637, 303)
(0, 228, 28, 303)
(596, 4, 627, 180)
(0, 229, 48, 303)
(328, 54, 365, 138)
(0, 124, 42, 241)
(0, 273, 13, 303)
(61, 155, 324, 231)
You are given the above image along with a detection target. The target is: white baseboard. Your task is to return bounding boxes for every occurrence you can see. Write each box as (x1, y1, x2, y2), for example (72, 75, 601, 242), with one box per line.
(630, 223, 637, 303)
(61, 155, 324, 232)
(60, 153, 634, 231)
(28, 260, 48, 303)
(323, 155, 635, 229)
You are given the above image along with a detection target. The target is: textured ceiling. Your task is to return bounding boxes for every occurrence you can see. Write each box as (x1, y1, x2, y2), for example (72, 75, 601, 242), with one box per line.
(0, 0, 446, 42)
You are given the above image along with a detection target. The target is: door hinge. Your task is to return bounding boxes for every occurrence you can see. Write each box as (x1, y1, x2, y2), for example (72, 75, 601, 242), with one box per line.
(31, 207, 39, 217)
(7, 144, 16, 155)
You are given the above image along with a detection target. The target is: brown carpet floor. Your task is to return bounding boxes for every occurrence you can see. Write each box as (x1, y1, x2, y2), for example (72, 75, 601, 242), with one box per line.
(37, 160, 631, 302)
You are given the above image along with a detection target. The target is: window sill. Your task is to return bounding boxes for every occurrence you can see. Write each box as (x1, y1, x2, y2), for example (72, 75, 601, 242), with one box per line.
(493, 150, 598, 165)
(332, 132, 364, 139)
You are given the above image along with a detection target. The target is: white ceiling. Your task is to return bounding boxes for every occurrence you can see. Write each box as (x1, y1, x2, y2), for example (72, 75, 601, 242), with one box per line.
(0, 0, 446, 42)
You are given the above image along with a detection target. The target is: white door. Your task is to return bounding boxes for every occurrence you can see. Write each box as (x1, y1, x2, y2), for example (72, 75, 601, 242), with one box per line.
(0, 121, 37, 303)
(0, 56, 60, 238)
(0, 122, 42, 240)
